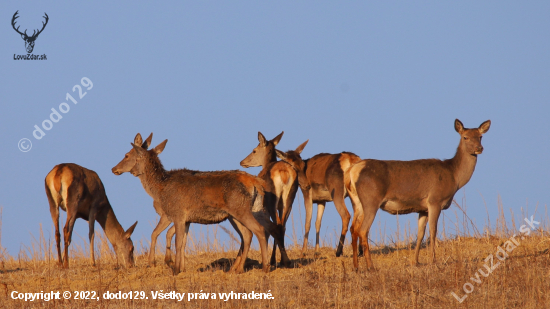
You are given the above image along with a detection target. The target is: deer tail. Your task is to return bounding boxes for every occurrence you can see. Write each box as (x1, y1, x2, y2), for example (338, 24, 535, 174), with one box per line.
(343, 164, 356, 195)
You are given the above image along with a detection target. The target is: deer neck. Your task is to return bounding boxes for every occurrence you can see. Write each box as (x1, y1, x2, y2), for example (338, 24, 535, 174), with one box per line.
(450, 143, 478, 190)
(138, 156, 168, 199)
(96, 205, 125, 248)
(259, 149, 278, 173)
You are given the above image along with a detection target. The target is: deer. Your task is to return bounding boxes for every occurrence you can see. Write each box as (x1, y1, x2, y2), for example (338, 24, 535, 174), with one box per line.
(120, 133, 177, 267)
(345, 119, 491, 271)
(45, 163, 138, 269)
(275, 149, 362, 257)
(112, 133, 289, 274)
(240, 132, 308, 266)
(11, 11, 49, 53)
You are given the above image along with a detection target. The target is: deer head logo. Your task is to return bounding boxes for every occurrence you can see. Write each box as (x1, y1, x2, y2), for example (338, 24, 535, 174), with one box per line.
(12, 11, 49, 54)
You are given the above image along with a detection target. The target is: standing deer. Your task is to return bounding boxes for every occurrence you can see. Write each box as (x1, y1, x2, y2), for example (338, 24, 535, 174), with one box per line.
(45, 163, 138, 268)
(112, 133, 289, 274)
(124, 133, 176, 267)
(240, 132, 306, 266)
(346, 119, 491, 271)
(275, 149, 362, 257)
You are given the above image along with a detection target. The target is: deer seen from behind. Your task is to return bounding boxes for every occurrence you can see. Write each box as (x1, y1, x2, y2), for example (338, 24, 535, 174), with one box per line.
(240, 132, 305, 266)
(346, 119, 491, 271)
(275, 148, 362, 257)
(45, 163, 138, 268)
(112, 133, 289, 274)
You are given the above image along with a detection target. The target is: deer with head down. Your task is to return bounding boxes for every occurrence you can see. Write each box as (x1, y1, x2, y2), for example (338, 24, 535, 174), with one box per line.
(346, 119, 491, 271)
(112, 133, 287, 274)
(45, 163, 137, 268)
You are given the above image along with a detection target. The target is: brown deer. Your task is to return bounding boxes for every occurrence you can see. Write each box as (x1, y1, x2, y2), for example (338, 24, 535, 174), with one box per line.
(112, 133, 288, 274)
(45, 163, 138, 268)
(240, 132, 306, 266)
(125, 133, 177, 267)
(276, 149, 362, 257)
(346, 119, 491, 271)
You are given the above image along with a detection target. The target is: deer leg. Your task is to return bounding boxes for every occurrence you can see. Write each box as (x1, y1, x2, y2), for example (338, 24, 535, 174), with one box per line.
(332, 188, 351, 257)
(270, 196, 283, 266)
(314, 202, 326, 255)
(229, 218, 252, 273)
(228, 218, 246, 272)
(149, 214, 171, 267)
(236, 211, 269, 273)
(88, 207, 97, 267)
(62, 214, 77, 269)
(173, 221, 190, 275)
(354, 190, 380, 271)
(413, 212, 428, 266)
(164, 224, 175, 267)
(427, 207, 442, 264)
(351, 205, 365, 257)
(276, 191, 296, 267)
(348, 190, 364, 268)
(301, 189, 313, 257)
(48, 203, 62, 266)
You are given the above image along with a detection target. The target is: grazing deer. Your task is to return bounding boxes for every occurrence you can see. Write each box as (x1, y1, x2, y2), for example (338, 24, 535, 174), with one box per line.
(346, 119, 491, 270)
(45, 163, 138, 268)
(276, 149, 361, 257)
(240, 132, 306, 266)
(112, 133, 288, 274)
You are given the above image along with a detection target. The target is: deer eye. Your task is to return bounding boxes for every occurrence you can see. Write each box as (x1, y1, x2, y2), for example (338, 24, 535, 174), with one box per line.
(253, 150, 256, 153)
(463, 136, 468, 140)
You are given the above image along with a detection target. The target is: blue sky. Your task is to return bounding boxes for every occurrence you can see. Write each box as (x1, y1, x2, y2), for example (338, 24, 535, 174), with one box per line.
(1, 2, 549, 256)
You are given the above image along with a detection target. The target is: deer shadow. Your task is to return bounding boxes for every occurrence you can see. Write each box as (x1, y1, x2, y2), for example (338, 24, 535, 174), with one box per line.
(0, 267, 24, 274)
(198, 256, 322, 272)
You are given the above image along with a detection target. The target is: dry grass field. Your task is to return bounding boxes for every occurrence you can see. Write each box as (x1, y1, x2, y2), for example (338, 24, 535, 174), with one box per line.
(1, 200, 549, 308)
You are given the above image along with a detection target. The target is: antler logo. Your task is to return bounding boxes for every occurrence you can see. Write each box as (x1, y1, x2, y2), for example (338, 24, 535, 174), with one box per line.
(11, 11, 49, 54)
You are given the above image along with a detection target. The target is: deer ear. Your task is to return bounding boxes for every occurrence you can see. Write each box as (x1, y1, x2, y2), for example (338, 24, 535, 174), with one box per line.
(142, 133, 153, 149)
(295, 139, 309, 154)
(134, 133, 143, 146)
(275, 149, 287, 161)
(124, 221, 138, 239)
(454, 119, 464, 134)
(152, 139, 168, 154)
(478, 120, 491, 134)
(271, 131, 284, 146)
(258, 132, 267, 147)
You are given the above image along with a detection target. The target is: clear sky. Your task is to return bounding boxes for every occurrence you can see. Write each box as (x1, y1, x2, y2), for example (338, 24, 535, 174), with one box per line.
(1, 2, 549, 256)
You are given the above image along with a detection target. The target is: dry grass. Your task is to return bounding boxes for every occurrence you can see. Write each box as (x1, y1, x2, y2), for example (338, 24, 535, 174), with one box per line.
(1, 198, 549, 308)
